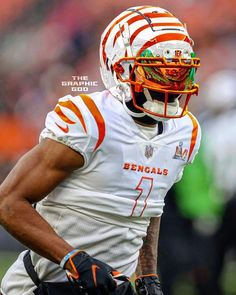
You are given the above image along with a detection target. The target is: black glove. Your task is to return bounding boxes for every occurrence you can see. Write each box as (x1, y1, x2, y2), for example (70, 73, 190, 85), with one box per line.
(135, 275, 164, 295)
(65, 250, 117, 294)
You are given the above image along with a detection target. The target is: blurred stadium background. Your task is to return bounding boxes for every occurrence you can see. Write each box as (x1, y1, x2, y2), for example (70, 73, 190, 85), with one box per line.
(0, 0, 236, 294)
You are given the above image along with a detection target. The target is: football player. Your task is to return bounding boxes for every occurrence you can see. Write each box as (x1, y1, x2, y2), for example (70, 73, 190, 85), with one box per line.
(0, 5, 201, 295)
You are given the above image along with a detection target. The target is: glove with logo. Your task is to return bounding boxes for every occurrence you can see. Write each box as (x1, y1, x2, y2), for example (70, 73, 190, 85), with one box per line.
(135, 274, 164, 295)
(61, 250, 117, 294)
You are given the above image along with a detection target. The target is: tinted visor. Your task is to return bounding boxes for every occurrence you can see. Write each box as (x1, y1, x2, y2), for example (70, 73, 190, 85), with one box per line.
(136, 60, 193, 91)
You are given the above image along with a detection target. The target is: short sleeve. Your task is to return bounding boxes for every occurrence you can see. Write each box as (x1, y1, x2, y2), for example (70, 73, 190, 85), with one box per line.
(40, 94, 103, 166)
(174, 168, 184, 183)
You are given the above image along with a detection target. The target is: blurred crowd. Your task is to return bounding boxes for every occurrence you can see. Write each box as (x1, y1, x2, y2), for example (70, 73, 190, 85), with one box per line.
(0, 0, 236, 294)
(0, 0, 236, 175)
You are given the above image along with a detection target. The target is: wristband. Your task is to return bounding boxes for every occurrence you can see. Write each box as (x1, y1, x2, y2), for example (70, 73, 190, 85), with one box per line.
(136, 274, 158, 279)
(60, 249, 80, 269)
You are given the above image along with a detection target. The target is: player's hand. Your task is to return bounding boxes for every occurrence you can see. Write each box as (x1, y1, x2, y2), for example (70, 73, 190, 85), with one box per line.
(135, 274, 164, 295)
(64, 250, 117, 294)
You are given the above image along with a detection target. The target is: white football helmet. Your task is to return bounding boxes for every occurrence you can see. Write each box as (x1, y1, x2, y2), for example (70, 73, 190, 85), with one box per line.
(100, 6, 200, 121)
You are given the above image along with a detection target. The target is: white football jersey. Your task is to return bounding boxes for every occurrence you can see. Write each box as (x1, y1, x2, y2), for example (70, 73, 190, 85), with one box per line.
(0, 90, 202, 293)
(40, 90, 201, 218)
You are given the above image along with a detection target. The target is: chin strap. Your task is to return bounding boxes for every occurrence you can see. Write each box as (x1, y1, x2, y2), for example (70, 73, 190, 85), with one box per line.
(122, 96, 146, 118)
(121, 87, 181, 121)
(143, 89, 179, 121)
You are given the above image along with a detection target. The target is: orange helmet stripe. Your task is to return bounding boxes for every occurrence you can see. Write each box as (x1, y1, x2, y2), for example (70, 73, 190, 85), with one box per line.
(112, 13, 175, 47)
(130, 23, 183, 45)
(102, 6, 151, 63)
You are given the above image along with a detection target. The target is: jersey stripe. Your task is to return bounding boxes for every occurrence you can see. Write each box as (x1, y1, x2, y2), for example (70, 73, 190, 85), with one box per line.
(80, 94, 106, 151)
(58, 100, 87, 133)
(187, 112, 199, 161)
(54, 106, 75, 124)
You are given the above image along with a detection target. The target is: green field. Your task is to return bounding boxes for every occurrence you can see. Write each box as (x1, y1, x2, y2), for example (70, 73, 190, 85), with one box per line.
(0, 251, 19, 284)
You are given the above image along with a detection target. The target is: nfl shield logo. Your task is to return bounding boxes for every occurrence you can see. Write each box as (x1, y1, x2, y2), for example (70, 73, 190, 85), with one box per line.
(145, 145, 154, 159)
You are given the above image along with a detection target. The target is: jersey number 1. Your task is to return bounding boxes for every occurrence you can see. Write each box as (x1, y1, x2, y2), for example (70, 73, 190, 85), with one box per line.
(131, 176, 153, 217)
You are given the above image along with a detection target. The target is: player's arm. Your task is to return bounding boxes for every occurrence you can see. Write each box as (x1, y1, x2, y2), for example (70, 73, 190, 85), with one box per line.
(135, 216, 163, 294)
(137, 216, 161, 275)
(0, 138, 83, 264)
(0, 138, 118, 293)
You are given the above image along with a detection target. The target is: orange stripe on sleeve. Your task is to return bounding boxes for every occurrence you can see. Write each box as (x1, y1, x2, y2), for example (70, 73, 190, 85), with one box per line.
(58, 100, 87, 133)
(80, 94, 106, 151)
(54, 106, 75, 124)
(187, 112, 199, 162)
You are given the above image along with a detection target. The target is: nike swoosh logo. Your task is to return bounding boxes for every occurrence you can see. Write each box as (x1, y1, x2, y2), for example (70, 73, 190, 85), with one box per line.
(91, 264, 100, 287)
(55, 123, 69, 133)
